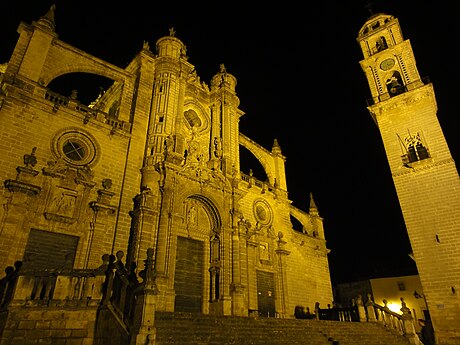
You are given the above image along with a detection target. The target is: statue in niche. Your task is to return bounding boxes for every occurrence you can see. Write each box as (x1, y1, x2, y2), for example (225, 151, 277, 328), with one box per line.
(163, 135, 175, 160)
(187, 205, 197, 226)
(210, 234, 220, 263)
(213, 137, 223, 159)
(184, 127, 202, 166)
(259, 242, 269, 261)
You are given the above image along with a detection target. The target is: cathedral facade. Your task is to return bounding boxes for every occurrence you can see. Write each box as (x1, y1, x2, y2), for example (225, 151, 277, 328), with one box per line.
(0, 5, 332, 336)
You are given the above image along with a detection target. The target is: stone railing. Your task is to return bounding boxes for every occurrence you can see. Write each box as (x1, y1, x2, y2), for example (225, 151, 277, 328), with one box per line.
(44, 89, 132, 133)
(0, 256, 110, 309)
(240, 172, 274, 192)
(315, 294, 422, 344)
(0, 251, 142, 326)
(315, 304, 359, 322)
(0, 249, 158, 344)
(102, 251, 140, 329)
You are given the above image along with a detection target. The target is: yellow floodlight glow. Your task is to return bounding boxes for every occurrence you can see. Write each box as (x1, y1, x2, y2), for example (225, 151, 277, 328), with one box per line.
(387, 302, 402, 314)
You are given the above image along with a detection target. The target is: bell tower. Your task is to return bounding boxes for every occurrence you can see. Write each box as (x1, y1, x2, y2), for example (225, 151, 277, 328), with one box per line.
(357, 13, 460, 344)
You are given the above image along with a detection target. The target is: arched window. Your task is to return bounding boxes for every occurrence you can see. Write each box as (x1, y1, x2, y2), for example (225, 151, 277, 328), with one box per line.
(376, 36, 388, 52)
(386, 71, 405, 96)
(400, 131, 430, 164)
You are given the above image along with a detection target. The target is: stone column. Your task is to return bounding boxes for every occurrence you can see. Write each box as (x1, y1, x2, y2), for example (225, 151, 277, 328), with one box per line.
(275, 232, 290, 318)
(1, 153, 41, 267)
(246, 239, 258, 314)
(231, 225, 246, 316)
(88, 180, 117, 268)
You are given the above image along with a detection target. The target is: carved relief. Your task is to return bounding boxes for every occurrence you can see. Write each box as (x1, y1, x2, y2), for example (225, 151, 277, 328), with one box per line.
(259, 242, 270, 262)
(45, 187, 77, 223)
(42, 159, 96, 224)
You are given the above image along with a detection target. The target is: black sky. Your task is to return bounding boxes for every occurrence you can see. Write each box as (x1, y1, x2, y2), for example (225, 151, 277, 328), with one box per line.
(1, 1, 458, 284)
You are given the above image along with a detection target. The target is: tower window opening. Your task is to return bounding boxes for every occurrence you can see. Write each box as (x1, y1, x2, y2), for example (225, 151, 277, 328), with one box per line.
(386, 71, 405, 96)
(376, 36, 388, 52)
(371, 22, 381, 30)
(400, 131, 430, 164)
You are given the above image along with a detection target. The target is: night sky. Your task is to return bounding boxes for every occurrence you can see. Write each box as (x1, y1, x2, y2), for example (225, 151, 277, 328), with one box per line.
(1, 1, 458, 284)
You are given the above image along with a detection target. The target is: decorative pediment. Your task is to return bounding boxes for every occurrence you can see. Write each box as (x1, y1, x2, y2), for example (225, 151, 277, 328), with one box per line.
(43, 159, 96, 189)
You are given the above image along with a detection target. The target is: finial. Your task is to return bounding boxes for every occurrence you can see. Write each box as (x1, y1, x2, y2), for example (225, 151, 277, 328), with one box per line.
(142, 40, 151, 51)
(102, 178, 112, 190)
(271, 138, 282, 154)
(169, 27, 176, 37)
(23, 147, 37, 168)
(309, 192, 319, 216)
(37, 4, 56, 31)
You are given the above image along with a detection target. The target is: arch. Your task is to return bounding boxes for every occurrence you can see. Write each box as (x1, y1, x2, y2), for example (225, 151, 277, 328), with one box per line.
(39, 40, 133, 87)
(239, 134, 274, 185)
(386, 71, 405, 96)
(187, 194, 222, 233)
(239, 145, 267, 180)
(43, 65, 127, 87)
(178, 194, 223, 310)
(47, 72, 115, 105)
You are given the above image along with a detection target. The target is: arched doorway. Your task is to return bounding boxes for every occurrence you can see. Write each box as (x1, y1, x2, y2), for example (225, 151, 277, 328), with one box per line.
(173, 195, 221, 314)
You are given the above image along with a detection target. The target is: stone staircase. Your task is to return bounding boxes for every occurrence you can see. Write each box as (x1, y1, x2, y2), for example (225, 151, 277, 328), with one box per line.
(154, 312, 413, 345)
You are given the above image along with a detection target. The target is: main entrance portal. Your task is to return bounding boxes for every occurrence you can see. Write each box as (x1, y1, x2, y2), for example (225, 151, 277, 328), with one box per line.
(174, 236, 204, 313)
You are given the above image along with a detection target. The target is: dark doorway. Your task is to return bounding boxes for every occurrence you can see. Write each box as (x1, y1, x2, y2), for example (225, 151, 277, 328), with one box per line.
(22, 229, 79, 271)
(257, 270, 276, 317)
(174, 236, 204, 313)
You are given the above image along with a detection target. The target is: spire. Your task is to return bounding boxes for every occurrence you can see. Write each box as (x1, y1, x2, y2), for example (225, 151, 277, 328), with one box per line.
(271, 138, 282, 154)
(309, 192, 319, 216)
(36, 4, 56, 32)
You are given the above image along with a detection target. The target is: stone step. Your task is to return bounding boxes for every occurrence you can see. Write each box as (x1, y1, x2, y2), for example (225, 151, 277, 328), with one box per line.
(154, 312, 412, 345)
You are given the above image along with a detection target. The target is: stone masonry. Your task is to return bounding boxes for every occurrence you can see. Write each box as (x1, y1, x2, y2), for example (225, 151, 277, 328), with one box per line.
(0, 5, 333, 343)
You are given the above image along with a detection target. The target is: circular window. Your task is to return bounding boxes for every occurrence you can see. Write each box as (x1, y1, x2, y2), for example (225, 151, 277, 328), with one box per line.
(253, 200, 272, 226)
(52, 129, 99, 166)
(184, 109, 202, 128)
(63, 140, 86, 161)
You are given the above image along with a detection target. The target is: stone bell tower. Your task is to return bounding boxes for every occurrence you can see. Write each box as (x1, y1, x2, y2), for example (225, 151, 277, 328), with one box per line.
(357, 12, 460, 344)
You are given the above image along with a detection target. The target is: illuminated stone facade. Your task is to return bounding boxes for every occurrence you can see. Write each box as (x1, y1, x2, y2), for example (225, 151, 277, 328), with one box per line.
(358, 13, 460, 345)
(0, 5, 332, 332)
